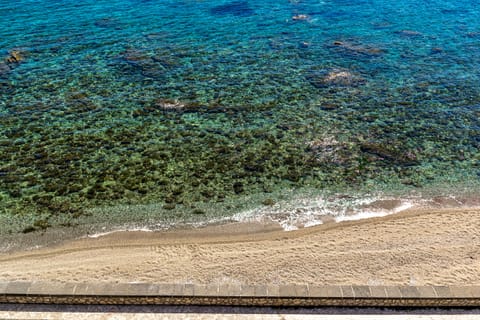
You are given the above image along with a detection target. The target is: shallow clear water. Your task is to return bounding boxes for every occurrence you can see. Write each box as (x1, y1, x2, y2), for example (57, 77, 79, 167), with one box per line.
(0, 0, 479, 233)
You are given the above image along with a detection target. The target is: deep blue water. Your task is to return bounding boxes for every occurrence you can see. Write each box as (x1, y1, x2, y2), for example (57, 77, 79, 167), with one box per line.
(0, 0, 479, 233)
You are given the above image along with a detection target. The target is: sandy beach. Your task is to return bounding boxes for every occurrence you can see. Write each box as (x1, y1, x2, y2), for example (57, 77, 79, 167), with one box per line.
(0, 207, 479, 286)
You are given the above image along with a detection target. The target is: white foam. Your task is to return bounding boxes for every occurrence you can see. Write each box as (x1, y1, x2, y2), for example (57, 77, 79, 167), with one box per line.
(231, 194, 416, 231)
(84, 195, 417, 237)
(304, 219, 324, 228)
(281, 223, 299, 231)
(335, 202, 413, 222)
(86, 227, 154, 239)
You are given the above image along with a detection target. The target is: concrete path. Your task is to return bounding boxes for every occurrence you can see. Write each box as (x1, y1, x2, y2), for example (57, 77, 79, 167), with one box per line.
(1, 306, 480, 320)
(2, 311, 480, 319)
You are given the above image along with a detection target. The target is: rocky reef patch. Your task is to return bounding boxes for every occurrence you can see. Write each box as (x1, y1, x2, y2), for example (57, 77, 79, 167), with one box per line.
(306, 68, 366, 88)
(0, 49, 27, 77)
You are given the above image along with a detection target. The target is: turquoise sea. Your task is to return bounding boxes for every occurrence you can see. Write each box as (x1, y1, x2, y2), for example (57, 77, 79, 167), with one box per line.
(0, 0, 479, 234)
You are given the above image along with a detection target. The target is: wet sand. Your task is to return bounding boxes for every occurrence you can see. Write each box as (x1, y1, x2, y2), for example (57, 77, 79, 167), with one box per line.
(0, 207, 479, 286)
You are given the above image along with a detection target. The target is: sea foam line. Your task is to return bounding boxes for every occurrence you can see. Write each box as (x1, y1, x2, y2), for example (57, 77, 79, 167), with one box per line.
(231, 195, 417, 231)
(334, 202, 414, 222)
(86, 227, 154, 239)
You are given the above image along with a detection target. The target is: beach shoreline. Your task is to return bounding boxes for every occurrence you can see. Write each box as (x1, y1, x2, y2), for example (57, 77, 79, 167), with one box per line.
(1, 206, 480, 286)
(1, 190, 478, 254)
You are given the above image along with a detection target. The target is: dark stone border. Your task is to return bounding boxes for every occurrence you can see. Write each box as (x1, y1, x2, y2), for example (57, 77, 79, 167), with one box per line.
(1, 282, 480, 307)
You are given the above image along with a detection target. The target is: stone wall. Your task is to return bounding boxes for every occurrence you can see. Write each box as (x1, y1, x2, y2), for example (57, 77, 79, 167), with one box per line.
(1, 282, 480, 307)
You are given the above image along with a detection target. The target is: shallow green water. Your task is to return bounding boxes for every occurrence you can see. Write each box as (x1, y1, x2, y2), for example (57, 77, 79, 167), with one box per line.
(0, 0, 479, 233)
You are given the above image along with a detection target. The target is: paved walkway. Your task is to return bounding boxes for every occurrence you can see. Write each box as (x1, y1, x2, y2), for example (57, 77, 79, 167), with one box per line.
(1, 306, 480, 320)
(0, 313, 479, 319)
(2, 311, 480, 319)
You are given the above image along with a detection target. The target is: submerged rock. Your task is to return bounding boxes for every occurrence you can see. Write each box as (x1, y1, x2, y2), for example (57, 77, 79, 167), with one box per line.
(119, 49, 166, 79)
(360, 141, 419, 165)
(371, 21, 393, 30)
(292, 14, 309, 21)
(306, 135, 357, 166)
(155, 99, 186, 110)
(132, 98, 201, 117)
(299, 41, 311, 48)
(394, 29, 423, 37)
(430, 47, 444, 54)
(94, 17, 120, 28)
(262, 198, 275, 206)
(151, 50, 181, 69)
(65, 92, 99, 113)
(330, 40, 386, 57)
(307, 68, 366, 88)
(5, 49, 25, 64)
(1, 49, 27, 77)
(210, 1, 254, 17)
(121, 49, 150, 64)
(144, 32, 169, 41)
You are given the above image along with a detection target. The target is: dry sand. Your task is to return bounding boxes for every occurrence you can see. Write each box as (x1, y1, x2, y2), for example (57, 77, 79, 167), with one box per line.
(0, 207, 480, 286)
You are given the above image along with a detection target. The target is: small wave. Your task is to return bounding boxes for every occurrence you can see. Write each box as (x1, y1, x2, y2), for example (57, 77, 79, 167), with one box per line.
(86, 227, 154, 239)
(83, 192, 476, 237)
(335, 202, 413, 222)
(232, 194, 417, 231)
